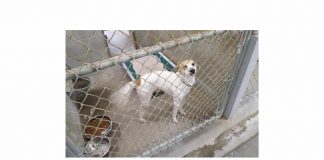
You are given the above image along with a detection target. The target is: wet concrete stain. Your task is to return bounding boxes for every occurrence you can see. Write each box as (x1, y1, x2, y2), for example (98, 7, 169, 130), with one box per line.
(184, 113, 258, 157)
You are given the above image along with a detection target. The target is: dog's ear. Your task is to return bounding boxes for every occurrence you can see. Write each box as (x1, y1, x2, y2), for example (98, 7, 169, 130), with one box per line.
(173, 65, 180, 72)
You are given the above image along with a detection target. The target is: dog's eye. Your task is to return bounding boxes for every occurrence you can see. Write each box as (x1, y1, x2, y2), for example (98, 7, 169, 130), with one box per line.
(184, 65, 188, 68)
(192, 63, 195, 66)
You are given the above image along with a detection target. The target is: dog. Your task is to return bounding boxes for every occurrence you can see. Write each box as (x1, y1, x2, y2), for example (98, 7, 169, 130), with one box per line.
(110, 59, 197, 123)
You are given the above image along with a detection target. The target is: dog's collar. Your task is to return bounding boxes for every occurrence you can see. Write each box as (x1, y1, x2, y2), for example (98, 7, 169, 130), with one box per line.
(181, 79, 193, 87)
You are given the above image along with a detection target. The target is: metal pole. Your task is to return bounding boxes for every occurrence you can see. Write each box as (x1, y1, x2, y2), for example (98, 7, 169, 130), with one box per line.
(217, 31, 252, 117)
(66, 31, 222, 80)
(222, 35, 259, 119)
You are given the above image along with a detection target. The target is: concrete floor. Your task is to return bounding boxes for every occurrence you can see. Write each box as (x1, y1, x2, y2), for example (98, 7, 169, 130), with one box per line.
(180, 113, 258, 157)
(225, 135, 258, 157)
(153, 91, 258, 157)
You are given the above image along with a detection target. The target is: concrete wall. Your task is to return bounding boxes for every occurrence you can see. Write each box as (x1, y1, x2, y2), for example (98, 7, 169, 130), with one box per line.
(133, 31, 204, 48)
(66, 30, 110, 69)
(66, 95, 85, 157)
(242, 62, 258, 98)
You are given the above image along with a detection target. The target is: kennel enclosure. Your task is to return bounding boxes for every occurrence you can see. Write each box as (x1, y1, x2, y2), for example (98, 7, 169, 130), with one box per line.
(66, 30, 254, 157)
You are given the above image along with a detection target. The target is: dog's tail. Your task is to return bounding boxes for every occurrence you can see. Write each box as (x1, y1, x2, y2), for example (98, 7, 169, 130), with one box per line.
(110, 81, 135, 107)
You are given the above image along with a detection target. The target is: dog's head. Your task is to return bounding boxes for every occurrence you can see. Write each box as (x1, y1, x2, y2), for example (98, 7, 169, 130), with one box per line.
(174, 59, 197, 76)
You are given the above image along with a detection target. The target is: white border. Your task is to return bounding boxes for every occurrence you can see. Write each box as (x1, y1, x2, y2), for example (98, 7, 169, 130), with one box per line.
(1, 0, 324, 159)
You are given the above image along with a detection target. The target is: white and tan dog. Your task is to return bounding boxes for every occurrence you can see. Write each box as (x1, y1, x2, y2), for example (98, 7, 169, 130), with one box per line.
(111, 59, 197, 123)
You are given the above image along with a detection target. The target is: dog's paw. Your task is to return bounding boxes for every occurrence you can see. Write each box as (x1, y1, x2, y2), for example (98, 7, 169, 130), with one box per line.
(140, 118, 146, 123)
(179, 110, 186, 115)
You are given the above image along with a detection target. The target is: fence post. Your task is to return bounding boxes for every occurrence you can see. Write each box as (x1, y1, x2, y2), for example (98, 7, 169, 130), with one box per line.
(222, 34, 259, 119)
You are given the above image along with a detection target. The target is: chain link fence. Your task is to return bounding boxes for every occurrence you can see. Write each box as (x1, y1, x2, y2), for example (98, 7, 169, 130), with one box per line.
(66, 30, 252, 157)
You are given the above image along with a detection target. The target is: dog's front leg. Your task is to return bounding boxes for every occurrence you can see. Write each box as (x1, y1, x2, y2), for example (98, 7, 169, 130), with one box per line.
(172, 96, 183, 123)
(172, 105, 179, 123)
(138, 90, 151, 123)
(178, 98, 186, 115)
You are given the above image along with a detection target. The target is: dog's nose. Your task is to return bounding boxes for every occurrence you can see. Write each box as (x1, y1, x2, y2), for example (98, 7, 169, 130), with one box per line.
(190, 69, 195, 74)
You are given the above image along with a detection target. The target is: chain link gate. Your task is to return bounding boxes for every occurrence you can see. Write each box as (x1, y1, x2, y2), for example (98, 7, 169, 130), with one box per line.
(66, 30, 251, 157)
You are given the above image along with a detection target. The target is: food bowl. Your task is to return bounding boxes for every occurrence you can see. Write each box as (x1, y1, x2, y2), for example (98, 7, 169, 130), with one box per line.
(84, 136, 111, 157)
(84, 115, 112, 140)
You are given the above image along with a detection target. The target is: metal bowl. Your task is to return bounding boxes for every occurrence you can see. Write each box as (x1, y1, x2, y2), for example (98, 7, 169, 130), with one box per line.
(84, 136, 111, 157)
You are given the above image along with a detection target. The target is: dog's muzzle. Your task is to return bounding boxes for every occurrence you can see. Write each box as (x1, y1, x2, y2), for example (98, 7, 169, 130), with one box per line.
(190, 69, 196, 75)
